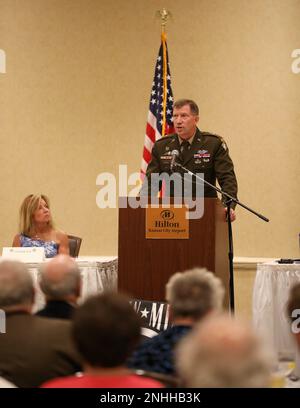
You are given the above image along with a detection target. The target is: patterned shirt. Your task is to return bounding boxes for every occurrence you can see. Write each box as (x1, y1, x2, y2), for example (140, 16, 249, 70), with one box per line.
(127, 325, 192, 375)
(20, 234, 58, 258)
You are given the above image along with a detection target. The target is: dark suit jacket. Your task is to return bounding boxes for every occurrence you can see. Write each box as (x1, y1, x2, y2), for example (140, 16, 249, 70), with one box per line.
(141, 128, 238, 205)
(0, 312, 81, 387)
(36, 300, 75, 320)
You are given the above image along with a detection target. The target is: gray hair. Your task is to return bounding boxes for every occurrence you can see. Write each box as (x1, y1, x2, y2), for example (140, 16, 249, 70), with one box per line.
(0, 260, 34, 308)
(39, 261, 81, 299)
(166, 268, 224, 319)
(176, 315, 272, 388)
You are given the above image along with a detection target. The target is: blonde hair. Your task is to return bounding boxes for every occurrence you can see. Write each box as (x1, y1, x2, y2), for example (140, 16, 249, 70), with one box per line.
(19, 194, 54, 236)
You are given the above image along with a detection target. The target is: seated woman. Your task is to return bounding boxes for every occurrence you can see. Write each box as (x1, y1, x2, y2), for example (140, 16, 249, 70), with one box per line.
(12, 194, 69, 258)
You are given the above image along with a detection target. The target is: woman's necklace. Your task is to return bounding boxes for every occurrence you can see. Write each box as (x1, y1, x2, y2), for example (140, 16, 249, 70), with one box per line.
(33, 231, 46, 240)
(33, 234, 43, 240)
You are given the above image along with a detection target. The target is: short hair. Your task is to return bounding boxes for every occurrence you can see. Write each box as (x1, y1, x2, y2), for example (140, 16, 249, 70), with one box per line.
(165, 268, 224, 319)
(39, 262, 81, 299)
(287, 283, 300, 321)
(19, 194, 54, 236)
(176, 315, 271, 388)
(0, 260, 34, 308)
(72, 292, 141, 367)
(173, 99, 199, 115)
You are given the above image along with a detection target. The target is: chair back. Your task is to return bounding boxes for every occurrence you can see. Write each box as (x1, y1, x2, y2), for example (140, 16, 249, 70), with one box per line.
(67, 235, 82, 258)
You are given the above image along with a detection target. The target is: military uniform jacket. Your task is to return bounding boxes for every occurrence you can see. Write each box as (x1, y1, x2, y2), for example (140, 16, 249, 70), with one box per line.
(142, 128, 238, 204)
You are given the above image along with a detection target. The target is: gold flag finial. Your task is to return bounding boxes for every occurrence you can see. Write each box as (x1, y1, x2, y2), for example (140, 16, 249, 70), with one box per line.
(156, 8, 172, 33)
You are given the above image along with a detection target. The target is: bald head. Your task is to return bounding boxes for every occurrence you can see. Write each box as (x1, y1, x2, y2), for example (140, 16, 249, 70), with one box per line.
(176, 314, 271, 388)
(0, 260, 34, 311)
(191, 315, 258, 356)
(39, 255, 81, 301)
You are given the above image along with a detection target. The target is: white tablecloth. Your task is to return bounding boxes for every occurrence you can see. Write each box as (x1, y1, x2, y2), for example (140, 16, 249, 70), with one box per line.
(253, 262, 300, 359)
(26, 256, 118, 312)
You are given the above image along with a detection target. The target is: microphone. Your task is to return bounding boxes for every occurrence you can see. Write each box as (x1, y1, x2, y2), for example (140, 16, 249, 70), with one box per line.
(170, 149, 179, 171)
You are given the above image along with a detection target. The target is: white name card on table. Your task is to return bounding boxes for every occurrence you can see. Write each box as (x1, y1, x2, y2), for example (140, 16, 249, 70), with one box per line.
(1, 247, 45, 262)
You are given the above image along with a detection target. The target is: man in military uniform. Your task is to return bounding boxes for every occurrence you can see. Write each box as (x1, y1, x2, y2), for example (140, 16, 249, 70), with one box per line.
(141, 99, 238, 221)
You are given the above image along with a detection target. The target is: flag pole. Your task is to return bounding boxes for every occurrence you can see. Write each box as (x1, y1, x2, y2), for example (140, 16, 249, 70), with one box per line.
(158, 8, 170, 34)
(158, 8, 171, 136)
(140, 9, 174, 178)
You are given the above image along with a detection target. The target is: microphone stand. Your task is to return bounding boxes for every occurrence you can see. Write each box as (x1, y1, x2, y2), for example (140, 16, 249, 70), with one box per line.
(173, 162, 269, 314)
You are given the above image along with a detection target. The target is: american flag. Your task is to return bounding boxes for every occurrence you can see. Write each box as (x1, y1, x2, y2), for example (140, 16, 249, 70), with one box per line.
(140, 32, 175, 178)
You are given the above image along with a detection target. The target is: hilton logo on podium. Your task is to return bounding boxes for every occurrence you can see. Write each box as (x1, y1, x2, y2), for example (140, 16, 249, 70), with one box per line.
(146, 206, 189, 239)
(155, 210, 179, 228)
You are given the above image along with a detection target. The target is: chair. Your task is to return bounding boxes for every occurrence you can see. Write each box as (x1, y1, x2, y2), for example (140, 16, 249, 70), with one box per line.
(67, 235, 82, 258)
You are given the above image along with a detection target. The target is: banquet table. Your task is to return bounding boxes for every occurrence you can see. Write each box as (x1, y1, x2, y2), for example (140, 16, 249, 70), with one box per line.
(253, 261, 300, 359)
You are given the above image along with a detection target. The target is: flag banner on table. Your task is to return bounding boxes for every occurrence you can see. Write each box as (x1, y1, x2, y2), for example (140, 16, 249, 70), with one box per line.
(140, 32, 175, 178)
(131, 299, 170, 339)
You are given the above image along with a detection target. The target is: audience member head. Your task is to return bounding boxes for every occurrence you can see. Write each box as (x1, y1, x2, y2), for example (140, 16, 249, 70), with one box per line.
(165, 268, 224, 322)
(39, 255, 81, 303)
(176, 314, 271, 388)
(19, 194, 53, 236)
(72, 292, 141, 369)
(0, 260, 34, 312)
(287, 282, 300, 347)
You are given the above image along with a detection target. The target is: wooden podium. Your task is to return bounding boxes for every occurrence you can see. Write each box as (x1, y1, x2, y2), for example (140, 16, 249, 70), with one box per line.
(118, 198, 229, 307)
